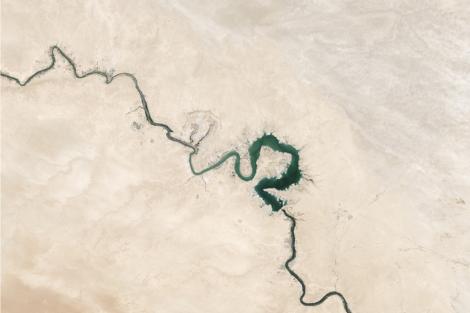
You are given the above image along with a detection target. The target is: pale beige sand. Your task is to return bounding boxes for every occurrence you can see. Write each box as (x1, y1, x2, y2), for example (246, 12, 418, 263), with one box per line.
(1, 1, 470, 313)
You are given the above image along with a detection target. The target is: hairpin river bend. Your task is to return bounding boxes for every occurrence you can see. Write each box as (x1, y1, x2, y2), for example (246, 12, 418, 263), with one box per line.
(1, 45, 352, 313)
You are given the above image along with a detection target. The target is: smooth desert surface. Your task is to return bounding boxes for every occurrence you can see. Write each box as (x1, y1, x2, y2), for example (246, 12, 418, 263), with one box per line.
(1, 1, 470, 313)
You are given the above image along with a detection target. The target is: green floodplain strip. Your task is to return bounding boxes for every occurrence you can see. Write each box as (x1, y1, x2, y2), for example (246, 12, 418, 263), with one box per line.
(189, 133, 302, 212)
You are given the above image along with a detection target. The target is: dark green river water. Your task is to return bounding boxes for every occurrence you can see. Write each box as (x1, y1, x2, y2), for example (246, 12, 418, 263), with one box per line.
(189, 133, 302, 211)
(1, 46, 352, 312)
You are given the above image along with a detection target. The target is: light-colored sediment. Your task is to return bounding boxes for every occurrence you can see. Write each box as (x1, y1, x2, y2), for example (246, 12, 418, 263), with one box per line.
(2, 1, 470, 313)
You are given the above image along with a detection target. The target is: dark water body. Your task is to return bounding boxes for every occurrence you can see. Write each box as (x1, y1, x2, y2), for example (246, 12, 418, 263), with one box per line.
(1, 46, 352, 312)
(189, 133, 302, 211)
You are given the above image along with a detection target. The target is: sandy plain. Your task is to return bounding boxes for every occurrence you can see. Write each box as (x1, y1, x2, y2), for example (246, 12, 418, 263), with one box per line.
(1, 1, 470, 313)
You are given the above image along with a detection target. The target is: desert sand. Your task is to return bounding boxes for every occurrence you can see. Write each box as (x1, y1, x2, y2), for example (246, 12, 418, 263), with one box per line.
(2, 1, 469, 313)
